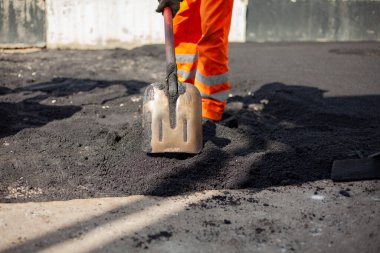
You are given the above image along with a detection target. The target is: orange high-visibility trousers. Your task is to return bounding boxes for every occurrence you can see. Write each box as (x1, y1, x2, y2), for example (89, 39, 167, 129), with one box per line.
(173, 0, 233, 121)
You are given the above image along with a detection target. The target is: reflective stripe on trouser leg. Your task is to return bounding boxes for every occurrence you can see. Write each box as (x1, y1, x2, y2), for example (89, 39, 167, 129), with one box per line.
(176, 53, 198, 63)
(176, 59, 197, 84)
(195, 71, 230, 121)
(177, 67, 196, 83)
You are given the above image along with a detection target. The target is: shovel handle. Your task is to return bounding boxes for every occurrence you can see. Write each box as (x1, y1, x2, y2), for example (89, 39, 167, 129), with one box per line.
(163, 7, 178, 99)
(163, 7, 176, 66)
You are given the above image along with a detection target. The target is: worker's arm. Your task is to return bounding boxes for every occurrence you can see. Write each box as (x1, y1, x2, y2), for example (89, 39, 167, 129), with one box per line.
(156, 0, 183, 17)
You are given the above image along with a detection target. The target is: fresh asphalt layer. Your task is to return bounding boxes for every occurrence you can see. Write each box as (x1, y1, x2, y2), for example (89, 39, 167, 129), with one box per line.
(0, 42, 379, 252)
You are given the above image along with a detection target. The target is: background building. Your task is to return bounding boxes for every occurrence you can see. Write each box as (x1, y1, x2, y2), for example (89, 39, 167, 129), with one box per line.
(0, 0, 379, 49)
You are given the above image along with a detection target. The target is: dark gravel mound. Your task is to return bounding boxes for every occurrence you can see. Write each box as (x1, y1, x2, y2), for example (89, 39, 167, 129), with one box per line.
(1, 43, 379, 202)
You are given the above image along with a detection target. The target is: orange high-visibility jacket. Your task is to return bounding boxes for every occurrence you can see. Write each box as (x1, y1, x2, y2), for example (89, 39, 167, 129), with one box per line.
(173, 0, 233, 121)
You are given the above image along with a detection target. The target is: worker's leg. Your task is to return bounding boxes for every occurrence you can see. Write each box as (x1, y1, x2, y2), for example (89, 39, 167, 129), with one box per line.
(196, 0, 233, 121)
(173, 0, 201, 84)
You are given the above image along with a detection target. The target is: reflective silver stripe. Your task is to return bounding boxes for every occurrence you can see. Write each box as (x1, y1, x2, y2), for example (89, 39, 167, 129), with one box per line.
(176, 54, 198, 63)
(195, 71, 229, 86)
(178, 69, 196, 79)
(200, 90, 230, 102)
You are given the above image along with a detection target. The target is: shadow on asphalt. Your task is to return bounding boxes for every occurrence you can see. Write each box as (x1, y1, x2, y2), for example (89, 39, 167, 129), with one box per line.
(0, 78, 149, 138)
(21, 77, 146, 97)
(0, 101, 81, 138)
(1, 80, 379, 197)
(146, 83, 380, 196)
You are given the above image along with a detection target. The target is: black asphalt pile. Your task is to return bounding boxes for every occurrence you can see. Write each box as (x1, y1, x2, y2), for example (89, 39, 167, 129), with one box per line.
(1, 43, 379, 202)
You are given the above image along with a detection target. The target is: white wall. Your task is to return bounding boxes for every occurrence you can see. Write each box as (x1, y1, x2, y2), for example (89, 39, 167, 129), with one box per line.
(46, 0, 247, 49)
(230, 0, 248, 42)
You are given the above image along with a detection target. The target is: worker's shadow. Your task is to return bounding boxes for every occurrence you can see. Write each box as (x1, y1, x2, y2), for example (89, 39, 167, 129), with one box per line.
(203, 120, 231, 147)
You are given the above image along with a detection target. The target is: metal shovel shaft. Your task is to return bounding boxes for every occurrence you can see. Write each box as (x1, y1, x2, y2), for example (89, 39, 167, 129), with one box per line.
(163, 7, 178, 99)
(164, 8, 176, 66)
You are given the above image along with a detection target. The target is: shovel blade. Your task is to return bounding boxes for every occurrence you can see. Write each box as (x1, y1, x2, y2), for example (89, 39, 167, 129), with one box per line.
(142, 82, 203, 154)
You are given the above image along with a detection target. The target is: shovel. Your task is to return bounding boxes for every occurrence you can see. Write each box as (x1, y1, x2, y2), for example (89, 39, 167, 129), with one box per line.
(142, 7, 202, 154)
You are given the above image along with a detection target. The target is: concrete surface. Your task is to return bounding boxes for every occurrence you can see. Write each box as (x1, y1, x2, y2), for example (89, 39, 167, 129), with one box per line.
(1, 181, 379, 253)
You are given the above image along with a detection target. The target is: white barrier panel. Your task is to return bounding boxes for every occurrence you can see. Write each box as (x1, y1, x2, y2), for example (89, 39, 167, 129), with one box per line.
(46, 0, 247, 49)
(230, 0, 247, 42)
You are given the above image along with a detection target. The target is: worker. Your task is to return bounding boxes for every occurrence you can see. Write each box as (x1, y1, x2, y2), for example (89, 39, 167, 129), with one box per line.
(156, 0, 234, 122)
